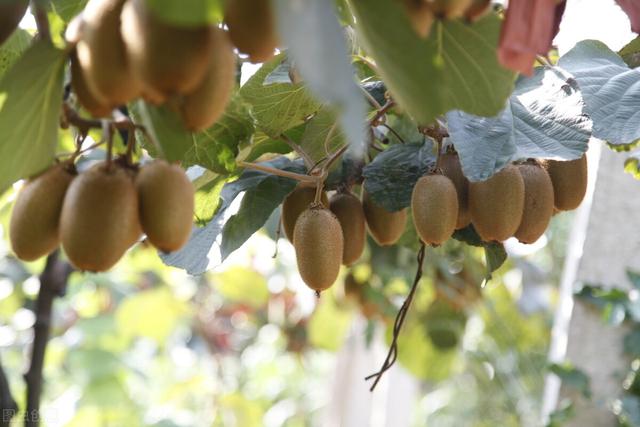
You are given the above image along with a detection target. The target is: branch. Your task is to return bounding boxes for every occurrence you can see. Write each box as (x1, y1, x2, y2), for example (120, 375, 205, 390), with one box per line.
(280, 134, 314, 170)
(0, 354, 17, 427)
(24, 251, 73, 427)
(238, 161, 317, 184)
(365, 243, 426, 391)
(30, 0, 51, 43)
(369, 100, 396, 127)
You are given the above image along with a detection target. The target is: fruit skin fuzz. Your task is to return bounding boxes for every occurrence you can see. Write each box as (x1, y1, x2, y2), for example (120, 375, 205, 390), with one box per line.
(293, 207, 344, 292)
(281, 184, 328, 243)
(545, 154, 588, 211)
(329, 191, 366, 266)
(514, 163, 554, 244)
(362, 190, 407, 246)
(411, 174, 459, 245)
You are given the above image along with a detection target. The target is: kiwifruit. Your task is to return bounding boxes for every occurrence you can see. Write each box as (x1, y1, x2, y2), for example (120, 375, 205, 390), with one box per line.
(10, 164, 76, 261)
(362, 190, 407, 246)
(60, 162, 141, 271)
(75, 0, 140, 106)
(281, 184, 329, 242)
(545, 154, 587, 211)
(176, 27, 236, 131)
(423, 298, 467, 350)
(411, 174, 458, 245)
(401, 0, 435, 38)
(329, 191, 366, 266)
(70, 50, 112, 118)
(293, 207, 343, 292)
(426, 0, 473, 18)
(225, 0, 278, 63)
(136, 160, 194, 252)
(0, 0, 28, 46)
(514, 163, 554, 244)
(463, 0, 491, 21)
(469, 164, 524, 242)
(440, 152, 471, 229)
(121, 0, 213, 96)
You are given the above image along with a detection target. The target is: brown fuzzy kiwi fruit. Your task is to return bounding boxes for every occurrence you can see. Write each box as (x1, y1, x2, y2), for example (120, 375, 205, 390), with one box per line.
(0, 0, 28, 46)
(469, 164, 524, 242)
(514, 163, 554, 244)
(176, 27, 236, 131)
(463, 0, 491, 21)
(426, 0, 473, 18)
(401, 0, 435, 38)
(281, 184, 329, 242)
(293, 207, 343, 292)
(70, 50, 112, 118)
(545, 154, 587, 211)
(75, 0, 140, 106)
(121, 0, 213, 97)
(411, 174, 458, 245)
(362, 190, 407, 246)
(10, 164, 76, 261)
(225, 0, 278, 63)
(60, 162, 142, 271)
(440, 152, 471, 229)
(329, 191, 366, 266)
(136, 160, 194, 252)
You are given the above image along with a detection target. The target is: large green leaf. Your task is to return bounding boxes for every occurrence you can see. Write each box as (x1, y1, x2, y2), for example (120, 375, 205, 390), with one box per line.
(240, 54, 321, 137)
(362, 142, 435, 211)
(300, 107, 345, 163)
(0, 40, 66, 192)
(447, 66, 591, 182)
(348, 0, 516, 125)
(0, 29, 31, 78)
(133, 95, 254, 174)
(453, 225, 507, 279)
(559, 40, 640, 146)
(160, 157, 305, 274)
(51, 0, 87, 22)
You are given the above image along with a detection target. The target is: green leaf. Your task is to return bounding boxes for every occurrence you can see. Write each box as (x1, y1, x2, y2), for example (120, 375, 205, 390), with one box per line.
(133, 96, 254, 173)
(240, 54, 321, 137)
(549, 362, 591, 399)
(243, 135, 292, 162)
(559, 40, 640, 146)
(220, 174, 297, 260)
(275, 0, 367, 155)
(447, 66, 591, 182)
(0, 28, 31, 79)
(160, 157, 305, 274)
(452, 225, 507, 279)
(362, 142, 435, 211)
(0, 40, 66, 193)
(300, 107, 345, 163)
(194, 174, 228, 225)
(349, 0, 515, 125)
(51, 0, 88, 22)
(214, 267, 269, 308)
(145, 0, 223, 26)
(619, 36, 640, 68)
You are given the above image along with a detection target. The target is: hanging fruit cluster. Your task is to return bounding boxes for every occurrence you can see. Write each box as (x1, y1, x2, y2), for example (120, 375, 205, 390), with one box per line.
(401, 0, 492, 37)
(10, 150, 194, 272)
(286, 148, 587, 294)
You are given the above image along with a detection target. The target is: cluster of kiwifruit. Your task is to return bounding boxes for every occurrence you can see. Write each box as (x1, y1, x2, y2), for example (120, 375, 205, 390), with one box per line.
(66, 0, 278, 131)
(287, 151, 587, 293)
(401, 0, 492, 37)
(9, 155, 194, 272)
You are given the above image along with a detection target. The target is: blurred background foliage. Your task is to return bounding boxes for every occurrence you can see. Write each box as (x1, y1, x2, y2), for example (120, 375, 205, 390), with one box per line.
(0, 183, 574, 426)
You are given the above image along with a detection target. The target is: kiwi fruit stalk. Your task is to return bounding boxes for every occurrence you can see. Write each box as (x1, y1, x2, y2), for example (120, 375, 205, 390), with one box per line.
(70, 50, 112, 118)
(75, 0, 140, 107)
(281, 184, 329, 242)
(362, 190, 407, 246)
(60, 162, 141, 272)
(440, 152, 471, 229)
(225, 0, 278, 63)
(401, 0, 435, 38)
(426, 0, 473, 18)
(469, 164, 524, 242)
(176, 27, 236, 131)
(121, 0, 213, 97)
(329, 191, 366, 266)
(0, 0, 28, 46)
(411, 174, 459, 245)
(136, 160, 194, 252)
(514, 163, 554, 244)
(545, 154, 587, 211)
(10, 164, 76, 261)
(293, 207, 343, 292)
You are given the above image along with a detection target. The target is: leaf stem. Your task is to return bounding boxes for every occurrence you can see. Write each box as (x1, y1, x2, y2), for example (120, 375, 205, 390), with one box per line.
(280, 134, 314, 170)
(31, 0, 51, 43)
(238, 161, 318, 184)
